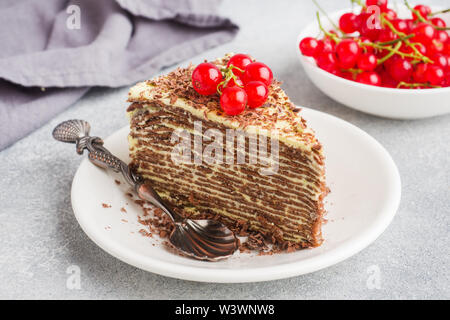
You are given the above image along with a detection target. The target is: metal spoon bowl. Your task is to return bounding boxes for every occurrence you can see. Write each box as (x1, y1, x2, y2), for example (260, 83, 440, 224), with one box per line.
(53, 119, 239, 261)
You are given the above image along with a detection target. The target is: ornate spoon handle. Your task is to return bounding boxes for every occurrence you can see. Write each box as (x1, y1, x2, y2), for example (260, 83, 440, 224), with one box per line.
(52, 120, 180, 221)
(52, 119, 138, 186)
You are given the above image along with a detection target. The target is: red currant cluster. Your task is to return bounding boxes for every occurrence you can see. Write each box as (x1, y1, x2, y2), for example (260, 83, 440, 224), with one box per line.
(191, 54, 273, 115)
(299, 0, 450, 88)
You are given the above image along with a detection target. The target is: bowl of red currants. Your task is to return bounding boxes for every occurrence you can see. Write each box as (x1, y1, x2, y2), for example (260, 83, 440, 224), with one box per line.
(297, 1, 450, 119)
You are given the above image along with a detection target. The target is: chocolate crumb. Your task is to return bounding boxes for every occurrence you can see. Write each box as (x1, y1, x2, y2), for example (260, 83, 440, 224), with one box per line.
(139, 229, 152, 237)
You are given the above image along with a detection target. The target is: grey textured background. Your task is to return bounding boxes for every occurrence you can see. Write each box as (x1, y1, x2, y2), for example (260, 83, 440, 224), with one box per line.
(0, 0, 449, 299)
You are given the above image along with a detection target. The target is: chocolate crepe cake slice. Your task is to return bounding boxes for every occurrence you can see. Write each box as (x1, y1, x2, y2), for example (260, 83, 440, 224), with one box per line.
(126, 54, 327, 250)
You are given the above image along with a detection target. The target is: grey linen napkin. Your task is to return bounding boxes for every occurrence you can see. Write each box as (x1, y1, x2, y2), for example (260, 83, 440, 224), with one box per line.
(0, 0, 238, 150)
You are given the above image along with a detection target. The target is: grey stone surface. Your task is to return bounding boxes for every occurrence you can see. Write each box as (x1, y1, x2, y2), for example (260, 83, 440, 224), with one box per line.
(0, 0, 449, 299)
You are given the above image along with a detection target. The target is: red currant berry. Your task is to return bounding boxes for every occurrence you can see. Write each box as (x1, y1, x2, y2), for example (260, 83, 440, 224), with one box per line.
(320, 38, 336, 53)
(413, 63, 428, 83)
(336, 39, 361, 69)
(425, 65, 445, 85)
(379, 68, 398, 87)
(431, 54, 448, 70)
(412, 23, 435, 44)
(412, 5, 431, 21)
(360, 37, 375, 53)
(316, 52, 338, 72)
(365, 0, 388, 12)
(191, 63, 223, 95)
(243, 62, 273, 86)
(299, 37, 322, 57)
(385, 9, 397, 21)
(357, 53, 378, 71)
(227, 54, 252, 75)
(378, 28, 397, 42)
(404, 19, 415, 33)
(427, 40, 445, 56)
(340, 71, 354, 81)
(383, 54, 397, 69)
(389, 58, 413, 82)
(358, 13, 381, 41)
(431, 17, 446, 28)
(356, 71, 382, 86)
(220, 87, 247, 115)
(356, 13, 367, 32)
(391, 19, 409, 33)
(436, 30, 449, 44)
(445, 73, 450, 87)
(245, 81, 269, 108)
(339, 13, 358, 34)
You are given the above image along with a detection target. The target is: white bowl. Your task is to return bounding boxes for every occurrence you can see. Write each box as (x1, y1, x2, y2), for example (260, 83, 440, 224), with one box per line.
(296, 6, 450, 119)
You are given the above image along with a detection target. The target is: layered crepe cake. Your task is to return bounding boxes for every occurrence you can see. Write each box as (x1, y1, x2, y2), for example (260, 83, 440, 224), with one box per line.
(127, 54, 327, 251)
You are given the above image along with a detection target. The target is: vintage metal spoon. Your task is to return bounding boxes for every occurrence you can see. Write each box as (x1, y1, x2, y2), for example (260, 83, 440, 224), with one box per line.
(52, 119, 238, 261)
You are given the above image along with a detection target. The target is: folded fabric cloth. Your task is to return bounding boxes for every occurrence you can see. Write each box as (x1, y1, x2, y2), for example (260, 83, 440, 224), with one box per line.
(0, 0, 238, 150)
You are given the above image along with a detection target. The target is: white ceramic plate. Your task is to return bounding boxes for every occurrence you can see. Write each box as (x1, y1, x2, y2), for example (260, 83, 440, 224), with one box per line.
(296, 6, 450, 119)
(71, 107, 401, 283)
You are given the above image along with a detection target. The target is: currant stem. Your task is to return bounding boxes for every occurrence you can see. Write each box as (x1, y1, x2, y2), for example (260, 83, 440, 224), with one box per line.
(397, 81, 442, 89)
(217, 65, 244, 95)
(404, 0, 428, 24)
(377, 41, 402, 64)
(343, 68, 363, 75)
(377, 34, 414, 46)
(430, 8, 450, 16)
(312, 0, 343, 34)
(316, 12, 341, 43)
(221, 65, 244, 74)
(350, 0, 365, 8)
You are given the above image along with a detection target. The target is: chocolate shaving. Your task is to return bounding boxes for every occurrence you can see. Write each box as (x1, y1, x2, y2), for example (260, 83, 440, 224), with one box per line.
(127, 53, 315, 143)
(139, 229, 152, 237)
